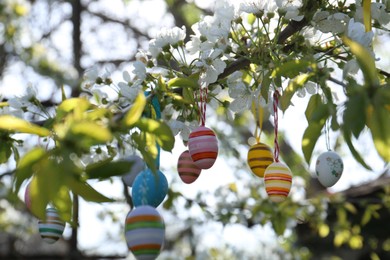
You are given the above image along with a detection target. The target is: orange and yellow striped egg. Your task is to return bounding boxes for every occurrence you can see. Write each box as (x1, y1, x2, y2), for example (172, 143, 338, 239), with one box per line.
(247, 143, 274, 178)
(125, 205, 165, 260)
(38, 208, 66, 244)
(188, 126, 218, 169)
(264, 162, 292, 203)
(177, 150, 202, 184)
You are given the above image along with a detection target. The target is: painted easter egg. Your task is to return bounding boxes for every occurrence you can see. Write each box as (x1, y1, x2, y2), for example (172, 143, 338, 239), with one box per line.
(315, 151, 343, 187)
(125, 205, 165, 260)
(24, 182, 32, 211)
(247, 142, 274, 178)
(38, 208, 66, 244)
(188, 126, 218, 169)
(132, 168, 168, 208)
(177, 150, 202, 184)
(264, 162, 293, 203)
(122, 155, 146, 187)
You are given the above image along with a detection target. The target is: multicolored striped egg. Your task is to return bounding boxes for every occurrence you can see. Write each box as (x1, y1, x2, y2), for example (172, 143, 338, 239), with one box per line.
(188, 126, 218, 169)
(177, 150, 202, 184)
(38, 208, 66, 244)
(264, 162, 293, 203)
(315, 151, 343, 187)
(132, 168, 168, 208)
(247, 142, 274, 178)
(122, 155, 146, 187)
(125, 206, 165, 260)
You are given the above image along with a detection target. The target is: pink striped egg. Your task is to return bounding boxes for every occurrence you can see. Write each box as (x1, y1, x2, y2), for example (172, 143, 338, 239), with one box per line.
(177, 150, 202, 184)
(264, 162, 293, 203)
(188, 126, 218, 169)
(38, 208, 66, 244)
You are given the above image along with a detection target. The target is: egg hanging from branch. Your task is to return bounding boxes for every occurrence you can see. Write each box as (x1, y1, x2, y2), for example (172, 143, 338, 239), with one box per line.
(247, 142, 274, 178)
(264, 162, 293, 203)
(177, 150, 202, 184)
(125, 205, 165, 260)
(38, 208, 66, 244)
(132, 168, 168, 208)
(315, 151, 344, 187)
(188, 126, 218, 169)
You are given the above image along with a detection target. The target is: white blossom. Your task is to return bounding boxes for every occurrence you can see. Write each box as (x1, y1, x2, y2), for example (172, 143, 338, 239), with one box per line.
(343, 59, 360, 79)
(239, 0, 277, 15)
(315, 12, 349, 34)
(148, 26, 186, 58)
(355, 3, 390, 27)
(8, 85, 37, 110)
(227, 71, 258, 113)
(276, 0, 303, 21)
(196, 49, 226, 85)
(347, 18, 374, 47)
(296, 81, 318, 98)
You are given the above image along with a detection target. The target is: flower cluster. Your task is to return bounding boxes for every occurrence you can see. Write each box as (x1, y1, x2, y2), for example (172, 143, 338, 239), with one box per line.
(6, 0, 389, 142)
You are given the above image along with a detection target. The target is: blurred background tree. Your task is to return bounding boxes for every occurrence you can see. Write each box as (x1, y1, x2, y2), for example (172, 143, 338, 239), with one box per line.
(0, 0, 389, 259)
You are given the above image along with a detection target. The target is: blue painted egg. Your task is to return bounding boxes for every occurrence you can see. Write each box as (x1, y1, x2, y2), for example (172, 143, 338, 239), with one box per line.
(125, 206, 165, 260)
(122, 155, 146, 187)
(132, 168, 168, 208)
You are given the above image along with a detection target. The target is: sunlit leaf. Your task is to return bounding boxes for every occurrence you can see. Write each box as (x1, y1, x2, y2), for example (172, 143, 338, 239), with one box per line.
(124, 93, 146, 127)
(134, 118, 175, 151)
(14, 147, 47, 192)
(0, 115, 50, 136)
(70, 121, 112, 143)
(366, 104, 390, 162)
(52, 186, 72, 222)
(305, 94, 322, 122)
(343, 37, 379, 87)
(132, 132, 157, 173)
(167, 77, 198, 89)
(57, 98, 91, 120)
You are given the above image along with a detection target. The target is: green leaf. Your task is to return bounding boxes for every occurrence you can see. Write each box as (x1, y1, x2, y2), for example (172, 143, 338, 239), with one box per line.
(167, 77, 198, 89)
(260, 71, 272, 101)
(68, 178, 114, 202)
(124, 93, 146, 127)
(280, 73, 311, 112)
(52, 186, 72, 222)
(29, 158, 64, 219)
(302, 122, 325, 164)
(134, 118, 175, 151)
(305, 94, 323, 122)
(29, 176, 49, 219)
(271, 60, 311, 79)
(343, 92, 368, 138)
(366, 104, 390, 162)
(343, 37, 379, 87)
(85, 160, 134, 179)
(132, 132, 157, 173)
(57, 98, 91, 120)
(0, 115, 50, 136)
(14, 147, 47, 192)
(343, 129, 372, 169)
(70, 121, 112, 143)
